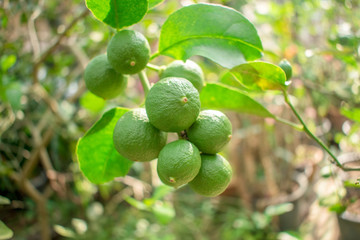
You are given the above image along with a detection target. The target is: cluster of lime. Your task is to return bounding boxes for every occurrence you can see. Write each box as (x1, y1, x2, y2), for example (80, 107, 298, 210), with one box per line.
(84, 30, 233, 197)
(84, 29, 150, 99)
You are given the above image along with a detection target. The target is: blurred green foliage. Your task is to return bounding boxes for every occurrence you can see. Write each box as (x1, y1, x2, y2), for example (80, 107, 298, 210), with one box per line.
(1, 0, 360, 239)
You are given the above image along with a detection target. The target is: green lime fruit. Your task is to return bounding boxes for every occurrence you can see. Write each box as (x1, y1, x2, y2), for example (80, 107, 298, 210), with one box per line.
(157, 140, 201, 188)
(113, 108, 167, 162)
(279, 59, 292, 80)
(160, 60, 205, 92)
(145, 77, 201, 132)
(189, 154, 232, 197)
(107, 30, 150, 75)
(84, 54, 127, 99)
(187, 110, 232, 154)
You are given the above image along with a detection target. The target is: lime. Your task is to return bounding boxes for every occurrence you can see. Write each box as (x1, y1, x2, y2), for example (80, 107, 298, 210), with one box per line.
(279, 59, 292, 80)
(113, 108, 167, 162)
(187, 110, 232, 154)
(107, 30, 150, 75)
(157, 140, 201, 188)
(84, 54, 127, 99)
(160, 60, 205, 92)
(145, 77, 201, 132)
(189, 154, 232, 197)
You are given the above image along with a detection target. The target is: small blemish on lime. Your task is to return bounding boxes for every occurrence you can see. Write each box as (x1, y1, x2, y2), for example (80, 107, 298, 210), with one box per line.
(181, 97, 188, 103)
(169, 177, 175, 183)
(130, 61, 136, 66)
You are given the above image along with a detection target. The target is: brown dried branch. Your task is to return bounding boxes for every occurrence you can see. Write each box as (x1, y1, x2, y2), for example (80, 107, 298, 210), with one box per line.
(10, 172, 51, 240)
(22, 128, 54, 179)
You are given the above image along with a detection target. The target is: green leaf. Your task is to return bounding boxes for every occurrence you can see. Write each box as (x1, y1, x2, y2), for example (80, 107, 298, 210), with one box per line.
(152, 202, 175, 225)
(0, 221, 13, 240)
(341, 107, 360, 122)
(200, 83, 274, 118)
(124, 196, 149, 211)
(0, 196, 10, 205)
(329, 203, 347, 214)
(230, 62, 288, 91)
(149, 0, 164, 9)
(53, 225, 76, 238)
(5, 83, 22, 111)
(1, 55, 16, 72)
(157, 3, 263, 69)
(152, 185, 173, 201)
(85, 0, 148, 29)
(80, 91, 106, 113)
(264, 203, 294, 217)
(77, 107, 133, 184)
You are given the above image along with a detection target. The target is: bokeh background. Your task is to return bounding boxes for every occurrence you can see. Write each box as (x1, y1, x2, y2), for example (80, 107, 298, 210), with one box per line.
(1, 0, 360, 239)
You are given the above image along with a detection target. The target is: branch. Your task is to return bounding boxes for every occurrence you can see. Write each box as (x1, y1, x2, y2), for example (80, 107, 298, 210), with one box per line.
(282, 90, 360, 171)
(10, 172, 51, 240)
(22, 128, 54, 179)
(32, 9, 89, 84)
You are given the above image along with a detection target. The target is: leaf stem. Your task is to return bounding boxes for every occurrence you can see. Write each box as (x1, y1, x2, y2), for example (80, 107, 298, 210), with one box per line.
(282, 90, 360, 171)
(274, 116, 304, 131)
(150, 52, 160, 60)
(138, 71, 151, 95)
(146, 63, 163, 72)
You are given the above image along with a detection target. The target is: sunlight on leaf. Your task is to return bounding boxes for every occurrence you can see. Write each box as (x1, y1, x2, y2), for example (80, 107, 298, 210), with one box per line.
(230, 62, 288, 91)
(0, 221, 13, 240)
(157, 3, 263, 68)
(200, 83, 274, 118)
(86, 0, 148, 29)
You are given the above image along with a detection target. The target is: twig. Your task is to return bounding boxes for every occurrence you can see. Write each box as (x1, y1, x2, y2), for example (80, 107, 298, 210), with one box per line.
(138, 70, 151, 95)
(22, 128, 54, 179)
(10, 172, 51, 240)
(146, 63, 163, 72)
(32, 9, 89, 84)
(282, 90, 360, 171)
(28, 4, 42, 59)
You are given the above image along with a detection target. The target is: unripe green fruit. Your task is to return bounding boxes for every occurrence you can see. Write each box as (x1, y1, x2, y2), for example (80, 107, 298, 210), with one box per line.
(107, 30, 150, 75)
(157, 140, 201, 188)
(189, 154, 232, 197)
(84, 54, 127, 99)
(145, 77, 201, 132)
(160, 60, 205, 92)
(187, 110, 232, 154)
(279, 59, 293, 80)
(113, 108, 167, 162)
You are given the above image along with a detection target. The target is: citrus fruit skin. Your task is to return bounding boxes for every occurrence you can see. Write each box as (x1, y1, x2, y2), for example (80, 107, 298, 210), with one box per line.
(157, 140, 201, 188)
(107, 30, 150, 75)
(84, 54, 127, 99)
(187, 110, 232, 154)
(145, 77, 201, 132)
(278, 59, 292, 80)
(189, 154, 232, 197)
(160, 60, 205, 92)
(113, 108, 167, 162)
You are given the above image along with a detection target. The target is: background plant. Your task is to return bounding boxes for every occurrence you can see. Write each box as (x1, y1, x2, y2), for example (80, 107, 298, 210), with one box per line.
(1, 0, 359, 239)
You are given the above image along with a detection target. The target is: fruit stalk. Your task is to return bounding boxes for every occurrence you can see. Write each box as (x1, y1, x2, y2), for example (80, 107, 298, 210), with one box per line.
(146, 63, 163, 72)
(138, 70, 151, 95)
(282, 90, 360, 171)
